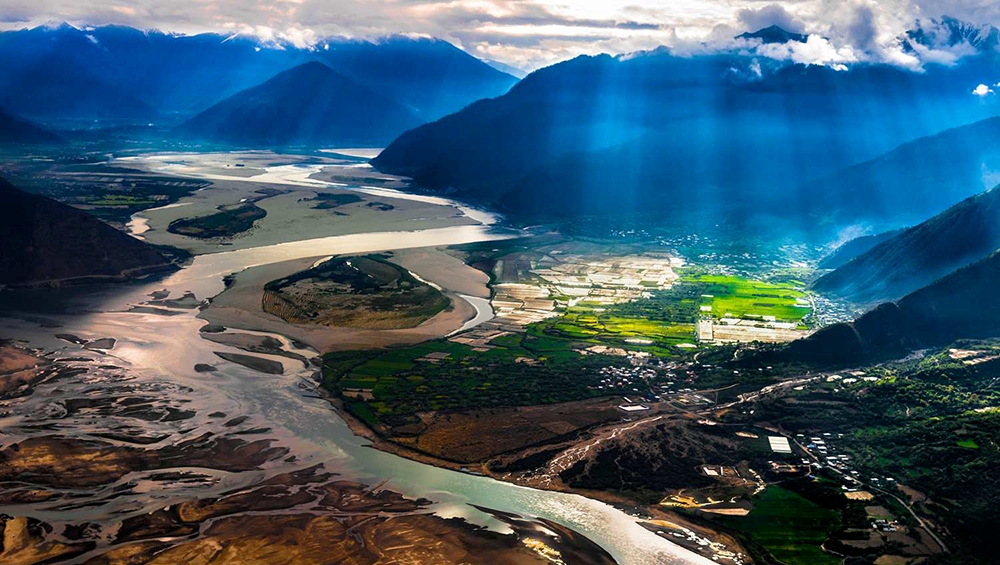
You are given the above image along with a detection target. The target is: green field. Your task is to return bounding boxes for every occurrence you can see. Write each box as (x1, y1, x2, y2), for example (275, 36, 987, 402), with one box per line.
(718, 486, 841, 565)
(538, 308, 695, 355)
(323, 327, 640, 428)
(688, 274, 810, 324)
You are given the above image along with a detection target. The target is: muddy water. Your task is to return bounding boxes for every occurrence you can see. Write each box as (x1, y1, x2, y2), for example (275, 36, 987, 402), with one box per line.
(0, 157, 712, 565)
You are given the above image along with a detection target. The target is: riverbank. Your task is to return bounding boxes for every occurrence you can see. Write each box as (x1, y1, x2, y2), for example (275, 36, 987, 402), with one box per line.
(0, 153, 725, 565)
(320, 380, 749, 565)
(198, 252, 484, 352)
(121, 152, 480, 255)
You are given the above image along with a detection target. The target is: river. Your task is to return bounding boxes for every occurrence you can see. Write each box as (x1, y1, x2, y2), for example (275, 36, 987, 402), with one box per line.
(0, 154, 713, 565)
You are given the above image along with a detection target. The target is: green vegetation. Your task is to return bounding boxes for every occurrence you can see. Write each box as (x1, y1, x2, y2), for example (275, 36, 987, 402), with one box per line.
(717, 486, 841, 565)
(543, 281, 705, 354)
(688, 274, 810, 324)
(310, 192, 362, 209)
(323, 329, 641, 429)
(533, 271, 812, 357)
(264, 254, 449, 329)
(727, 340, 1000, 564)
(956, 438, 980, 449)
(537, 307, 695, 357)
(3, 158, 211, 224)
(82, 194, 158, 206)
(167, 202, 266, 238)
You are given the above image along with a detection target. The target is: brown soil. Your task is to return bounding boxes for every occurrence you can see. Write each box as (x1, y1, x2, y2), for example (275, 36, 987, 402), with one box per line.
(4, 463, 614, 565)
(0, 434, 288, 488)
(0, 343, 50, 397)
(394, 398, 625, 463)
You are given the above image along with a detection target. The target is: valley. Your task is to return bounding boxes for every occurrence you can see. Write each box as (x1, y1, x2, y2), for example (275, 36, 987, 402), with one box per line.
(0, 152, 734, 565)
(3, 12, 1000, 565)
(3, 145, 995, 565)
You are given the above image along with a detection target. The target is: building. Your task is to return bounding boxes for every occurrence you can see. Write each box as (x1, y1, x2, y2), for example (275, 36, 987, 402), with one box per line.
(768, 436, 793, 454)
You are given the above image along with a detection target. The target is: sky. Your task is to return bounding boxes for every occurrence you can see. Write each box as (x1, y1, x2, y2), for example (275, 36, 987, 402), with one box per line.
(2, 0, 1000, 70)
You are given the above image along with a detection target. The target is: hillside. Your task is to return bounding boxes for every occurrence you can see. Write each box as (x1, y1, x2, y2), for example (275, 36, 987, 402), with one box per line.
(0, 53, 158, 122)
(373, 45, 1000, 222)
(785, 250, 1000, 365)
(176, 62, 423, 147)
(0, 108, 61, 144)
(818, 229, 905, 270)
(809, 117, 1000, 226)
(814, 186, 1000, 303)
(317, 37, 517, 121)
(0, 178, 174, 286)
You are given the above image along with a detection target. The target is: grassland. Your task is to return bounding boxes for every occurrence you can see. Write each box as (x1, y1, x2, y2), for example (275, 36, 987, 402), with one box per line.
(263, 255, 449, 330)
(716, 486, 841, 565)
(167, 202, 266, 239)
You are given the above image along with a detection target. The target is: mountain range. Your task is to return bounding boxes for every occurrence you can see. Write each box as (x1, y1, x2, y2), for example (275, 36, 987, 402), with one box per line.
(814, 186, 1000, 304)
(0, 24, 517, 125)
(784, 249, 1000, 365)
(177, 62, 423, 147)
(0, 178, 174, 286)
(373, 25, 1000, 224)
(807, 117, 1000, 227)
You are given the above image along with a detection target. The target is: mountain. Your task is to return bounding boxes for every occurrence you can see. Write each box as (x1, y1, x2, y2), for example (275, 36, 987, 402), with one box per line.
(177, 62, 423, 147)
(814, 187, 1000, 303)
(737, 25, 807, 44)
(373, 45, 1000, 222)
(316, 37, 518, 121)
(809, 117, 1000, 227)
(0, 178, 174, 286)
(0, 108, 62, 144)
(483, 59, 529, 79)
(0, 59, 158, 122)
(904, 16, 1000, 53)
(785, 250, 1000, 365)
(818, 229, 906, 270)
(0, 24, 516, 124)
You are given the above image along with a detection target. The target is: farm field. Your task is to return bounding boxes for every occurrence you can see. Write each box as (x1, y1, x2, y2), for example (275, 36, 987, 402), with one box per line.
(323, 328, 626, 429)
(690, 274, 811, 324)
(716, 486, 841, 565)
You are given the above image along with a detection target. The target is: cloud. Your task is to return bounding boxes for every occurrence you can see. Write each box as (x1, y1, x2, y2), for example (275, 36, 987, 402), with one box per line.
(737, 4, 805, 33)
(0, 0, 999, 71)
(757, 34, 861, 66)
(973, 83, 994, 96)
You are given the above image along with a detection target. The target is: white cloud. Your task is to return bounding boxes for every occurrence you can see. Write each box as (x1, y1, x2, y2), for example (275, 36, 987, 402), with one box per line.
(0, 0, 999, 70)
(973, 83, 995, 96)
(737, 4, 805, 33)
